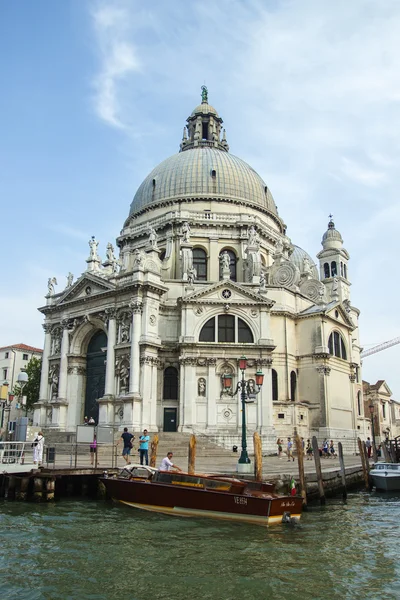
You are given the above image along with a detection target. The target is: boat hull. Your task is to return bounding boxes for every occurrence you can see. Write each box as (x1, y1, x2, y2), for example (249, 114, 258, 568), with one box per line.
(101, 477, 302, 526)
(370, 475, 400, 492)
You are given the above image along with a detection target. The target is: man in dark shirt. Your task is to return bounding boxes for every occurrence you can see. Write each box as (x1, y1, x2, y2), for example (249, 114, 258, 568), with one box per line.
(118, 427, 135, 464)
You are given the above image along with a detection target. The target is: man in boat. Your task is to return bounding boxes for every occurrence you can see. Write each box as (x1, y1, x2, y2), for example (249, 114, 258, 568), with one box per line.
(159, 452, 182, 472)
(117, 427, 135, 464)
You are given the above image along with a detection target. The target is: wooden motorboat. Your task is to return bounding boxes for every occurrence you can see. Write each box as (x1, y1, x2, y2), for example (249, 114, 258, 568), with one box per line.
(369, 462, 400, 491)
(101, 465, 303, 526)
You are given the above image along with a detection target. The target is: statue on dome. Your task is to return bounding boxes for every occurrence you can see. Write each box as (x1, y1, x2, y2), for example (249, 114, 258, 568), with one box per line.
(47, 277, 57, 297)
(182, 222, 191, 243)
(106, 242, 116, 263)
(66, 272, 74, 288)
(88, 236, 99, 260)
(201, 85, 208, 103)
(248, 225, 260, 247)
(303, 257, 312, 275)
(147, 225, 158, 248)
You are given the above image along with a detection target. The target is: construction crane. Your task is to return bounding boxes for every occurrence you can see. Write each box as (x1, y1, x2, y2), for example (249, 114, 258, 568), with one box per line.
(360, 337, 400, 358)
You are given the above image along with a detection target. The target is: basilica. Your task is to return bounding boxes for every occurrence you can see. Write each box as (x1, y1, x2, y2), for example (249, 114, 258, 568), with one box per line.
(34, 89, 366, 453)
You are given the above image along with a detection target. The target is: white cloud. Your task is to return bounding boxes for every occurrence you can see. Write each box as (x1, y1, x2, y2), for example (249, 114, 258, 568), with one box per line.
(339, 158, 387, 187)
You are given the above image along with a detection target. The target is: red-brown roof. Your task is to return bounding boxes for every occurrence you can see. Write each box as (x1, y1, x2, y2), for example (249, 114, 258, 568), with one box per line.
(0, 343, 43, 353)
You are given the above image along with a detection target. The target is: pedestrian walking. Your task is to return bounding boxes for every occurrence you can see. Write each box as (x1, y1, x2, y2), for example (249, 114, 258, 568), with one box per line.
(138, 429, 150, 466)
(159, 452, 182, 472)
(90, 433, 97, 465)
(32, 431, 45, 466)
(306, 439, 313, 460)
(117, 427, 135, 464)
(286, 437, 295, 462)
(276, 438, 283, 458)
(366, 437, 372, 459)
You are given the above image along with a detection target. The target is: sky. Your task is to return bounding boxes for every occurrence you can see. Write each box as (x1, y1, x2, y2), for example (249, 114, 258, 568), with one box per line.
(0, 0, 399, 397)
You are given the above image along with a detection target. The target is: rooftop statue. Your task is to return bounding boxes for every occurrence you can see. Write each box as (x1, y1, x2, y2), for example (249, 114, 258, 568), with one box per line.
(201, 85, 208, 103)
(88, 236, 99, 261)
(66, 272, 74, 288)
(47, 277, 57, 296)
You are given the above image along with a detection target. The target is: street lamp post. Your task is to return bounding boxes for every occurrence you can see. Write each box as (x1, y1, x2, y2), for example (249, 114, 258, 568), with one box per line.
(222, 356, 264, 473)
(368, 403, 376, 450)
(17, 372, 29, 415)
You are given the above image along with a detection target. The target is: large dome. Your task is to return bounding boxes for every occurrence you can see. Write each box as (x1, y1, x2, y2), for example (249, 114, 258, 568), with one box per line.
(129, 146, 278, 217)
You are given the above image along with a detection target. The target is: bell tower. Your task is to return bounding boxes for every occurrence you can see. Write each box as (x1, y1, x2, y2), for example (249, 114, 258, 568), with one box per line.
(317, 216, 351, 302)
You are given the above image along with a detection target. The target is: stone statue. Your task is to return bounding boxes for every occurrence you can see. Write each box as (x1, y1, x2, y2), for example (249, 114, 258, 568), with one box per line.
(133, 249, 144, 267)
(88, 236, 99, 260)
(247, 379, 256, 396)
(66, 272, 74, 288)
(187, 266, 197, 285)
(275, 239, 284, 255)
(198, 378, 206, 397)
(220, 251, 230, 270)
(120, 320, 130, 343)
(303, 257, 312, 275)
(106, 242, 116, 263)
(147, 225, 158, 248)
(182, 222, 191, 243)
(201, 85, 208, 103)
(259, 271, 266, 291)
(47, 277, 57, 296)
(332, 276, 339, 292)
(248, 225, 260, 247)
(119, 362, 129, 393)
(49, 365, 59, 399)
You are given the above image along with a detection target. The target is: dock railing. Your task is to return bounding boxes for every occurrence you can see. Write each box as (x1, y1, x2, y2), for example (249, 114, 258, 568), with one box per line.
(0, 442, 31, 466)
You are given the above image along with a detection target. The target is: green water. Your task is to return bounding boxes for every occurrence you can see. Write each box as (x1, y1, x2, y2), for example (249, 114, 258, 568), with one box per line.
(1, 492, 399, 600)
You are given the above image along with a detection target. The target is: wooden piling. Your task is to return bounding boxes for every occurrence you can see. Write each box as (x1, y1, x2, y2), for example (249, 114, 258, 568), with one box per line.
(357, 438, 369, 490)
(253, 432, 262, 482)
(295, 433, 307, 506)
(15, 477, 29, 501)
(45, 478, 55, 501)
(362, 442, 370, 475)
(188, 434, 196, 475)
(33, 477, 44, 502)
(150, 434, 159, 468)
(338, 442, 347, 501)
(312, 436, 325, 504)
(5, 476, 16, 501)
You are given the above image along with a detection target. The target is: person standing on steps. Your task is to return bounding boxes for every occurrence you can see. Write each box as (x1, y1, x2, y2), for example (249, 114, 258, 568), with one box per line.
(117, 428, 135, 464)
(138, 429, 150, 466)
(286, 437, 295, 462)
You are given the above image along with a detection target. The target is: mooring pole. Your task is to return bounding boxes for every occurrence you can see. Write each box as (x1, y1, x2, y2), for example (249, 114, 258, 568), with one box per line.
(188, 434, 196, 475)
(338, 442, 347, 501)
(253, 432, 262, 482)
(150, 434, 159, 468)
(312, 436, 325, 505)
(295, 433, 307, 507)
(357, 438, 370, 490)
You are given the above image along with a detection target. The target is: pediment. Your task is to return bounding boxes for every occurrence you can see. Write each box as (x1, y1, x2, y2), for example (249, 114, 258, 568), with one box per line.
(55, 273, 116, 305)
(180, 280, 275, 308)
(376, 381, 392, 397)
(326, 303, 355, 329)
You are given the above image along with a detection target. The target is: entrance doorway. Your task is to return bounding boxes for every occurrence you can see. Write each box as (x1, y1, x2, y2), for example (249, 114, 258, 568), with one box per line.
(85, 331, 107, 423)
(163, 408, 177, 432)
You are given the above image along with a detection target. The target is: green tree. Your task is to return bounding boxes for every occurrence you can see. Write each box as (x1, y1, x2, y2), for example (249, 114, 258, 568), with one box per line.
(13, 356, 42, 414)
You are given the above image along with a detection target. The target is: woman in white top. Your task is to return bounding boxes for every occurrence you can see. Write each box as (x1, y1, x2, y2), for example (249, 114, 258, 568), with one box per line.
(33, 431, 45, 465)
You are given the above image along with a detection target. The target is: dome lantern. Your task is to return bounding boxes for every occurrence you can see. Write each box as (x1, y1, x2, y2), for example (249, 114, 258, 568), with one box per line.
(321, 214, 343, 250)
(180, 86, 229, 153)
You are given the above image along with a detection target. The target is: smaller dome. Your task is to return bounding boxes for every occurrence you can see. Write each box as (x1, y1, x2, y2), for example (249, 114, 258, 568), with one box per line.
(322, 218, 343, 249)
(191, 103, 219, 117)
(290, 245, 319, 280)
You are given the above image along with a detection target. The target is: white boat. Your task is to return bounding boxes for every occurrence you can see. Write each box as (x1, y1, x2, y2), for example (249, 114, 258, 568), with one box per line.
(369, 463, 400, 491)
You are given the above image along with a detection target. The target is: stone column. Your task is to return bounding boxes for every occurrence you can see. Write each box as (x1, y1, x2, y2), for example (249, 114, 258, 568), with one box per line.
(181, 358, 196, 431)
(39, 324, 52, 400)
(129, 301, 143, 396)
(57, 322, 70, 401)
(104, 311, 117, 397)
(206, 358, 217, 429)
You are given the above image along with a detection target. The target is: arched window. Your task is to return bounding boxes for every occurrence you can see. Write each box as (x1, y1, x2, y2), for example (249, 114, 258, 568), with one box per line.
(290, 371, 297, 401)
(331, 261, 337, 277)
(193, 248, 207, 281)
(163, 367, 178, 400)
(219, 249, 237, 281)
(199, 315, 253, 343)
(340, 262, 344, 276)
(328, 331, 347, 360)
(344, 264, 347, 279)
(272, 369, 278, 401)
(357, 390, 362, 416)
(324, 263, 330, 278)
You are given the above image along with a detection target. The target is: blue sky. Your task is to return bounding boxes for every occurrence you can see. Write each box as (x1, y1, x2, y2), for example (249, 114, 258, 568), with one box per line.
(1, 0, 399, 397)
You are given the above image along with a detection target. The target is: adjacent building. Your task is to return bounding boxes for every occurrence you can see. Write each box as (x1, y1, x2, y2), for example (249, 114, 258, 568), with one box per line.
(34, 89, 366, 452)
(363, 380, 400, 442)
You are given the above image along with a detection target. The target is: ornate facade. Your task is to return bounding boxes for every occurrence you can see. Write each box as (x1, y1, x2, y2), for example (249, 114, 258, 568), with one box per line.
(34, 89, 367, 452)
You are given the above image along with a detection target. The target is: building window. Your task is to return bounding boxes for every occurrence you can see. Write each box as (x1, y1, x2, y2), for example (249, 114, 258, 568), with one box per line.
(22, 353, 29, 361)
(278, 413, 285, 419)
(5, 352, 9, 359)
(199, 315, 253, 343)
(290, 371, 297, 401)
(331, 261, 337, 276)
(163, 367, 178, 400)
(219, 249, 237, 281)
(344, 264, 347, 279)
(323, 263, 330, 278)
(272, 369, 278, 401)
(382, 403, 386, 419)
(357, 391, 362, 416)
(340, 262, 344, 276)
(328, 331, 347, 360)
(193, 248, 207, 281)
(202, 123, 208, 140)
(2, 368, 7, 380)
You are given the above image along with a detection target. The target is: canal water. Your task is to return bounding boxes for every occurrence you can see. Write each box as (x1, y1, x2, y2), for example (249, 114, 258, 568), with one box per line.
(1, 492, 399, 600)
